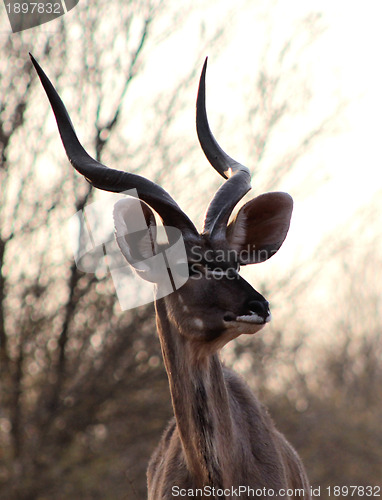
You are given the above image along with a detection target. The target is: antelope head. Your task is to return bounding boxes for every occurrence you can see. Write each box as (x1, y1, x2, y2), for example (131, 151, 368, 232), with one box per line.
(31, 55, 293, 352)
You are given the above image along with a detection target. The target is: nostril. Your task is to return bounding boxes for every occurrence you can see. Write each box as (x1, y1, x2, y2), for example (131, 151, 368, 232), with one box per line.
(248, 300, 270, 319)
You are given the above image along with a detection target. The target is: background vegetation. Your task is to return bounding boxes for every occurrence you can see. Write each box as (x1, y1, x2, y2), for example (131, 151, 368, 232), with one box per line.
(0, 1, 381, 498)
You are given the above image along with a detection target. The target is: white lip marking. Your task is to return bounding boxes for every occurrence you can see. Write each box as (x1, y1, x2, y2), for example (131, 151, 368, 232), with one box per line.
(236, 311, 272, 325)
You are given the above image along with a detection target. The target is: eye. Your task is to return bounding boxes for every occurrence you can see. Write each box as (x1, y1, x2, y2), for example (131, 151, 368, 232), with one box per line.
(209, 268, 226, 278)
(204, 265, 229, 279)
(226, 266, 239, 278)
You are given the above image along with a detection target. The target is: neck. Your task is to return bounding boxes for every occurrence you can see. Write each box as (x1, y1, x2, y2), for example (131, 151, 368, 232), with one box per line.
(155, 299, 235, 489)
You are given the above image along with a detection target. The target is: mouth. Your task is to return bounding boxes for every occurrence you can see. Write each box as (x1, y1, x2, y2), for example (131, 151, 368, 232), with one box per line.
(224, 311, 272, 325)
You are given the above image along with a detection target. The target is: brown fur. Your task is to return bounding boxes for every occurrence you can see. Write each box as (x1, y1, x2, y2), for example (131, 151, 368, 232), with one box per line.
(30, 54, 310, 500)
(146, 292, 311, 500)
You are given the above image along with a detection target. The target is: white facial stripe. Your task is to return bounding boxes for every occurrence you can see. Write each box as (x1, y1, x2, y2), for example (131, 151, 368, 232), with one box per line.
(193, 318, 204, 329)
(204, 265, 240, 279)
(206, 269, 227, 278)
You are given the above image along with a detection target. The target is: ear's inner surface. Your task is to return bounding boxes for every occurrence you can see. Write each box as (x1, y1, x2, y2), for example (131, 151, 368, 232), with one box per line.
(113, 198, 157, 264)
(113, 198, 188, 289)
(227, 192, 293, 264)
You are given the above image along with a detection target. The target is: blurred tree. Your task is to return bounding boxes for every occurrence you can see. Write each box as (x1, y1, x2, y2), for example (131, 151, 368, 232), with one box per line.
(1, 2, 379, 499)
(0, 1, 225, 498)
(235, 203, 382, 494)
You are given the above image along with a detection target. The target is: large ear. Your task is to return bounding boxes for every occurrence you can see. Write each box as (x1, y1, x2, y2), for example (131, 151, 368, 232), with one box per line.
(113, 197, 161, 282)
(226, 192, 293, 264)
(113, 198, 189, 299)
